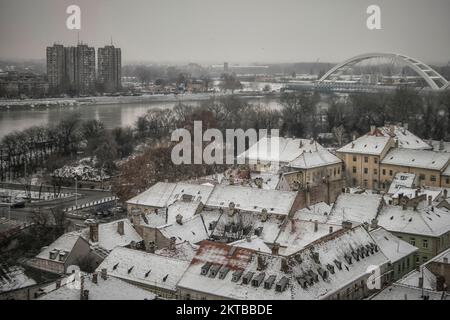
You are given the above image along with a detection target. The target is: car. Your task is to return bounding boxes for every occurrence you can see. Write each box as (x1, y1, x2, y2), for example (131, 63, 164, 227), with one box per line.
(83, 218, 97, 225)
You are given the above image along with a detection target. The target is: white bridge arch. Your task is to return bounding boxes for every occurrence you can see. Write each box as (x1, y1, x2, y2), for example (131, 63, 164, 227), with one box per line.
(317, 53, 449, 90)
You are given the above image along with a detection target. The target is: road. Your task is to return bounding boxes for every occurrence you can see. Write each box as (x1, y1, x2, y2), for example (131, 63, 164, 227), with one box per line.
(0, 182, 116, 223)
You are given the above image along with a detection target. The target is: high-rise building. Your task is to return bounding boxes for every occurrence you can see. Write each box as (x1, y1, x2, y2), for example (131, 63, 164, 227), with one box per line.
(75, 44, 96, 94)
(97, 45, 122, 92)
(46, 44, 65, 90)
(46, 43, 96, 94)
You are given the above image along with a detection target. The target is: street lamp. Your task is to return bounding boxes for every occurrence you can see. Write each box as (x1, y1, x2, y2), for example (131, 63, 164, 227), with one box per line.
(75, 177, 78, 212)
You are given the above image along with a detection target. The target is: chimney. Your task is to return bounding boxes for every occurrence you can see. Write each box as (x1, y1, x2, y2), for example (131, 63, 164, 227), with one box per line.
(305, 183, 311, 207)
(257, 255, 266, 271)
(280, 258, 289, 273)
(440, 139, 444, 151)
(147, 241, 156, 253)
(370, 218, 379, 229)
(352, 135, 356, 141)
(444, 257, 449, 264)
(272, 243, 280, 255)
(342, 221, 352, 230)
(56, 279, 61, 289)
(101, 268, 107, 280)
(92, 273, 98, 284)
(246, 235, 252, 242)
(390, 124, 395, 135)
(131, 208, 142, 226)
(428, 195, 432, 206)
(418, 276, 423, 288)
(444, 189, 448, 199)
(370, 125, 376, 135)
(314, 220, 318, 232)
(169, 237, 176, 251)
(228, 202, 236, 217)
(329, 226, 333, 234)
(79, 276, 85, 300)
(81, 290, 89, 301)
(89, 223, 99, 243)
(404, 123, 409, 130)
(117, 221, 124, 236)
(415, 189, 419, 198)
(176, 214, 183, 225)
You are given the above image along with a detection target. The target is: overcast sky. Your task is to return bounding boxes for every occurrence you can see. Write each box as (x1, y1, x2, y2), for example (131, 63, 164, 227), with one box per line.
(0, 0, 449, 64)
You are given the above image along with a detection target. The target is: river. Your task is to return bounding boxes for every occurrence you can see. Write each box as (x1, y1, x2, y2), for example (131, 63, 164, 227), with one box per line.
(0, 97, 282, 139)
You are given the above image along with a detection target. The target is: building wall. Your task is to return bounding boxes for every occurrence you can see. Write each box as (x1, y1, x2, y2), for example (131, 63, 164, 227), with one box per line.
(380, 164, 442, 188)
(282, 163, 343, 190)
(98, 46, 122, 92)
(390, 253, 417, 281)
(338, 153, 383, 190)
(387, 230, 450, 266)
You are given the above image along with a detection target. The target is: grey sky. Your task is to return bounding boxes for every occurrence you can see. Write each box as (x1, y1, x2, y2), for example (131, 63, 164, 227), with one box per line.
(0, 0, 449, 64)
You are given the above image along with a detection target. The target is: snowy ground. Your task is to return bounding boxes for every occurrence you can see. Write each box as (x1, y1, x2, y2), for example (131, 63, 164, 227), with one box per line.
(52, 158, 110, 182)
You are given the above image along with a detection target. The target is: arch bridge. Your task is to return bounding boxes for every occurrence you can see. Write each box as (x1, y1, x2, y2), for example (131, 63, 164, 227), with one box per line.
(317, 53, 449, 91)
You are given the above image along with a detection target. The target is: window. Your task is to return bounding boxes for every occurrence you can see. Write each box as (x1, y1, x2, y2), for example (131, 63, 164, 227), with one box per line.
(338, 168, 341, 174)
(364, 157, 369, 163)
(430, 175, 436, 182)
(419, 174, 425, 180)
(382, 169, 386, 175)
(364, 168, 368, 174)
(406, 257, 410, 269)
(363, 180, 368, 188)
(422, 256, 428, 263)
(446, 178, 450, 184)
(353, 156, 357, 162)
(353, 167, 357, 174)
(389, 170, 393, 176)
(374, 158, 378, 164)
(373, 180, 378, 187)
(374, 169, 378, 175)
(422, 239, 428, 248)
(410, 238, 416, 246)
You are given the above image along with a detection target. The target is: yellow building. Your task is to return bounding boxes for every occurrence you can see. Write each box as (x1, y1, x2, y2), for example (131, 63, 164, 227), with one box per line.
(336, 128, 395, 190)
(380, 149, 450, 189)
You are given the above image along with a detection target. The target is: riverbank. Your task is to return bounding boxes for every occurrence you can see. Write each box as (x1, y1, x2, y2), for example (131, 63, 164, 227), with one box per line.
(0, 92, 280, 110)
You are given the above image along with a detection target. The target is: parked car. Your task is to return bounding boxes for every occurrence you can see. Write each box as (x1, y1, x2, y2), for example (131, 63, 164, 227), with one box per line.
(83, 218, 97, 225)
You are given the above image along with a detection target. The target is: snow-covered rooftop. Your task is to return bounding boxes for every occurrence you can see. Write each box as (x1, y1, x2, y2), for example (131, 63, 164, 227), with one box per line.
(205, 185, 297, 216)
(229, 236, 272, 254)
(377, 204, 450, 237)
(293, 202, 333, 223)
(36, 231, 84, 261)
(0, 265, 36, 293)
(329, 193, 384, 225)
(178, 226, 390, 300)
(387, 173, 418, 194)
(287, 148, 341, 170)
(431, 140, 450, 153)
(378, 125, 431, 150)
(96, 247, 190, 292)
(337, 134, 392, 156)
(81, 219, 143, 252)
(127, 182, 214, 208)
(155, 241, 199, 262)
(158, 215, 209, 245)
(38, 272, 155, 300)
(369, 227, 418, 263)
(381, 149, 450, 171)
(240, 137, 325, 164)
(371, 283, 447, 300)
(274, 219, 342, 256)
